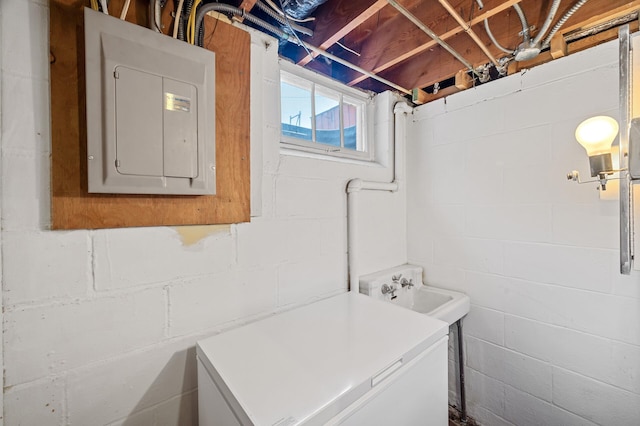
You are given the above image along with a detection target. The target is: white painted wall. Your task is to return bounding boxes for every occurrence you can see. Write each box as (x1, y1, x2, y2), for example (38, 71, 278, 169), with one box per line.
(0, 0, 407, 424)
(407, 39, 640, 425)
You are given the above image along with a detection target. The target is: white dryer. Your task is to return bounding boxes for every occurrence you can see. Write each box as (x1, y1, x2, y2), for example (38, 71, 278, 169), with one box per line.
(197, 292, 449, 425)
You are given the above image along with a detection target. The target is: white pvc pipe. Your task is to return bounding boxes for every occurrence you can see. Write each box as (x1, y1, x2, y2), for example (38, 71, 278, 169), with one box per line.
(347, 101, 413, 292)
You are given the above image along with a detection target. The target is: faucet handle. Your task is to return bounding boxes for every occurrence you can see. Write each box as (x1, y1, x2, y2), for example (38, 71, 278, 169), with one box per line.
(381, 283, 398, 299)
(391, 274, 402, 283)
(400, 277, 414, 288)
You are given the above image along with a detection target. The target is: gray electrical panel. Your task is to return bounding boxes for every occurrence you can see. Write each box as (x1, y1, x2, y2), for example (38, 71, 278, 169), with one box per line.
(84, 8, 216, 195)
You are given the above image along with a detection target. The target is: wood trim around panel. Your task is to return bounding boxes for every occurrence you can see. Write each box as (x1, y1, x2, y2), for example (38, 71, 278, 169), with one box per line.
(50, 0, 251, 229)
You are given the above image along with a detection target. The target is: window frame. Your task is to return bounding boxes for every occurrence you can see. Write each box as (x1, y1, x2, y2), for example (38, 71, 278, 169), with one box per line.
(279, 60, 375, 162)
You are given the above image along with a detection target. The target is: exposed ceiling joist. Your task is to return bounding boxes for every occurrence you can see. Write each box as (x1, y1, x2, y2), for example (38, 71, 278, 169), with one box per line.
(297, 0, 388, 66)
(346, 0, 524, 87)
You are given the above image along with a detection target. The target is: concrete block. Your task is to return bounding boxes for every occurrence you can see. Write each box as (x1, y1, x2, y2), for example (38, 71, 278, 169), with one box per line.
(275, 175, 345, 219)
(520, 40, 618, 91)
(506, 65, 618, 131)
(611, 260, 640, 299)
(552, 367, 640, 425)
(503, 242, 612, 293)
(469, 406, 515, 426)
(169, 269, 277, 337)
(4, 288, 166, 385)
(465, 367, 505, 418)
(67, 337, 199, 426)
(277, 255, 346, 306)
(3, 230, 90, 305)
(1, 73, 50, 153)
(503, 280, 556, 323)
(551, 203, 618, 249)
(1, 149, 50, 230)
(3, 377, 65, 426)
(459, 272, 508, 312)
(236, 218, 324, 268)
(505, 315, 640, 394)
(429, 145, 467, 205)
(547, 286, 640, 345)
(434, 102, 505, 144)
(466, 336, 551, 401)
(357, 191, 406, 275)
(319, 217, 345, 257)
(444, 76, 521, 113)
(93, 226, 234, 290)
(504, 315, 553, 362)
(466, 204, 552, 243)
(420, 263, 466, 290)
(433, 237, 503, 275)
(1, 0, 49, 79)
(464, 305, 505, 346)
(502, 385, 553, 426)
(413, 97, 445, 121)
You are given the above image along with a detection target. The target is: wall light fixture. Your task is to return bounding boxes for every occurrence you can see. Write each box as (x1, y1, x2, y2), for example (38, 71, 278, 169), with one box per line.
(567, 115, 620, 190)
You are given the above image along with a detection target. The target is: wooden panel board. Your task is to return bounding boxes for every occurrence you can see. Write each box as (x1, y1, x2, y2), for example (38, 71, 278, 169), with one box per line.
(50, 0, 251, 229)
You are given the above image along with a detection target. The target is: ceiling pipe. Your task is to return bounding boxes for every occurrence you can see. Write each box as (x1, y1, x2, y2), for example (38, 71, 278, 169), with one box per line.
(542, 0, 590, 48)
(483, 2, 530, 54)
(532, 0, 561, 46)
(386, 0, 480, 78)
(438, 0, 500, 69)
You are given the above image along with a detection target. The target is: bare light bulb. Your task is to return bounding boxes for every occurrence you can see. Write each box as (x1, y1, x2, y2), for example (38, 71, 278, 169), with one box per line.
(575, 116, 619, 156)
(575, 116, 619, 177)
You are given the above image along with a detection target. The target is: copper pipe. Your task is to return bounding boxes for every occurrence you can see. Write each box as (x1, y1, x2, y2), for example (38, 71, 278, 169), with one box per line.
(438, 0, 500, 68)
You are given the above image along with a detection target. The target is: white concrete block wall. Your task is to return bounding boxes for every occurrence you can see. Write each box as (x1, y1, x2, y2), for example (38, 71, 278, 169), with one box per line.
(407, 39, 640, 425)
(0, 2, 407, 425)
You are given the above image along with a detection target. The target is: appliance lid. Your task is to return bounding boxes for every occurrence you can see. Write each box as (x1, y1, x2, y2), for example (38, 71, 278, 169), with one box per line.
(197, 292, 448, 425)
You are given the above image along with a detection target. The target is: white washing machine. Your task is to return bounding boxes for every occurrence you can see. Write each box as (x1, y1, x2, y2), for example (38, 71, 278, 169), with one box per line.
(196, 292, 449, 425)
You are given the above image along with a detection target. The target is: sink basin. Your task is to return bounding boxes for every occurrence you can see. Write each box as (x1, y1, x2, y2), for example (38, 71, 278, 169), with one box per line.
(408, 285, 470, 326)
(359, 264, 470, 326)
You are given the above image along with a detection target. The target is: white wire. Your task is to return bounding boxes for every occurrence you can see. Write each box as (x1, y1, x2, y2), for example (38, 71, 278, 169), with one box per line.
(120, 0, 131, 19)
(99, 0, 109, 15)
(173, 0, 185, 38)
(336, 41, 360, 57)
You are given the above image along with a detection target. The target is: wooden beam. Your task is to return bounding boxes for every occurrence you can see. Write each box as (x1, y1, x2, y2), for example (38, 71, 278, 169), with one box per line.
(549, 33, 568, 59)
(511, 19, 640, 74)
(347, 0, 525, 87)
(411, 88, 431, 105)
(238, 0, 258, 13)
(360, 0, 639, 93)
(455, 69, 473, 90)
(298, 0, 388, 66)
(234, 0, 258, 23)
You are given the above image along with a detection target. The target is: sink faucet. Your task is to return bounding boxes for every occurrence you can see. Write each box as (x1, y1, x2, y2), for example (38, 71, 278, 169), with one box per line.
(400, 277, 414, 288)
(381, 283, 398, 299)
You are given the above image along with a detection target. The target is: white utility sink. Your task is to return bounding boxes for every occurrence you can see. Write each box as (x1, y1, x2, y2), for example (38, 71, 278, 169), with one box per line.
(409, 285, 470, 326)
(359, 264, 470, 325)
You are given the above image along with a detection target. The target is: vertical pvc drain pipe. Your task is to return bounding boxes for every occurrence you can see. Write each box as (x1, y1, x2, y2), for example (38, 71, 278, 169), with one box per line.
(347, 101, 413, 291)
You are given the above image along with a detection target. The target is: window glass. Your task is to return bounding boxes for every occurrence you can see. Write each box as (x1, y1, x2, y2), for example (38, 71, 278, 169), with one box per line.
(279, 64, 372, 161)
(314, 88, 340, 147)
(281, 80, 312, 141)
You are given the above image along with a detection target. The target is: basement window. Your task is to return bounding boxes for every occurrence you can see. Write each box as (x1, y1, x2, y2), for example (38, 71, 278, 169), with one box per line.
(279, 61, 373, 161)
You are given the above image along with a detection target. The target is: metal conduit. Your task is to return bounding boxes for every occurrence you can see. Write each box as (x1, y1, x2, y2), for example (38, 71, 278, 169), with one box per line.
(386, 0, 479, 77)
(542, 0, 590, 48)
(254, 0, 314, 36)
(482, 3, 529, 55)
(195, 3, 412, 94)
(532, 0, 561, 46)
(514, 3, 530, 42)
(438, 0, 500, 68)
